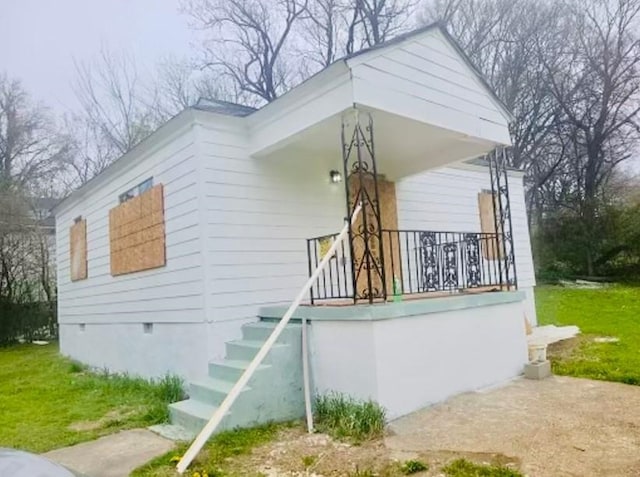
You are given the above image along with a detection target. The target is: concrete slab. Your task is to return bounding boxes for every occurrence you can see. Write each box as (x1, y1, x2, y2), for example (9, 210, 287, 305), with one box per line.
(386, 376, 640, 476)
(148, 424, 195, 442)
(44, 429, 174, 477)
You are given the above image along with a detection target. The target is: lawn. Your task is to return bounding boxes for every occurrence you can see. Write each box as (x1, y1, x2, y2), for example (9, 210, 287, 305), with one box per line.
(536, 284, 640, 385)
(0, 343, 183, 453)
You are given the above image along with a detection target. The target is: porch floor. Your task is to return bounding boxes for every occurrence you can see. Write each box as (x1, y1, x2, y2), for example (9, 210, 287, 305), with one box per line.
(306, 285, 503, 307)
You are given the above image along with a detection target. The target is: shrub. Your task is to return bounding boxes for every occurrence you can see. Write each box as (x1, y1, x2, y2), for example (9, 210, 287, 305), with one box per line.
(314, 392, 386, 443)
(0, 299, 56, 346)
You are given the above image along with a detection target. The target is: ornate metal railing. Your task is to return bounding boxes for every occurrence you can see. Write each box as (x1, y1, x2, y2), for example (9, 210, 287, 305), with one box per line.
(381, 230, 505, 296)
(306, 232, 354, 303)
(307, 229, 507, 303)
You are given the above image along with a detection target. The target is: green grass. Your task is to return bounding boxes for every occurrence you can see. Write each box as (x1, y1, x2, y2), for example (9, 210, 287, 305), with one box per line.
(0, 343, 184, 452)
(131, 422, 283, 477)
(536, 284, 640, 384)
(314, 392, 386, 443)
(442, 459, 523, 477)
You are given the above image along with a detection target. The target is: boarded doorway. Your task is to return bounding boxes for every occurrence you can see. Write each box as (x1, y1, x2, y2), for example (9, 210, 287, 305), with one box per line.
(348, 174, 401, 300)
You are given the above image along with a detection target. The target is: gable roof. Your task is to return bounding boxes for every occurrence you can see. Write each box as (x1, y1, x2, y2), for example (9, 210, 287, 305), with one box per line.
(343, 23, 513, 122)
(54, 24, 512, 212)
(190, 23, 512, 123)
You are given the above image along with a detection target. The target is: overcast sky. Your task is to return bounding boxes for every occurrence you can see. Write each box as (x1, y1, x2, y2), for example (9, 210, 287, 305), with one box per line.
(0, 0, 193, 113)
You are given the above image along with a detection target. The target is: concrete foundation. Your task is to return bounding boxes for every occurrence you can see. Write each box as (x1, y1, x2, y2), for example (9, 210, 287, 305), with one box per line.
(263, 290, 529, 420)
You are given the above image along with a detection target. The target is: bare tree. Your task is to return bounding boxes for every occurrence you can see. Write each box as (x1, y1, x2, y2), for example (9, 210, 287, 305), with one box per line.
(74, 48, 160, 159)
(422, 0, 569, 226)
(183, 0, 308, 104)
(0, 74, 70, 190)
(60, 114, 116, 188)
(345, 0, 415, 54)
(302, 0, 342, 68)
(541, 0, 640, 273)
(154, 56, 241, 119)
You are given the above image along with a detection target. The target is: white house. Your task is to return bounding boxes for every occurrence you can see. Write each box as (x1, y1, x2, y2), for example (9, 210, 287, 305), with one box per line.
(54, 24, 536, 434)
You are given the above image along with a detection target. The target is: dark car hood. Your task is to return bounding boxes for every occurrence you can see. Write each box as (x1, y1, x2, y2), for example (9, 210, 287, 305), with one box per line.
(0, 448, 86, 477)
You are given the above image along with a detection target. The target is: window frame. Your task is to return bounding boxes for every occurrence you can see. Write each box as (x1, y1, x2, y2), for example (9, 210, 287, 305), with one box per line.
(118, 177, 154, 204)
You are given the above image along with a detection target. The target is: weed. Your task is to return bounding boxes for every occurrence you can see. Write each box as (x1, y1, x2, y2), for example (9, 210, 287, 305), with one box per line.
(302, 454, 317, 468)
(155, 373, 185, 403)
(68, 361, 86, 373)
(314, 392, 386, 443)
(400, 459, 428, 474)
(132, 422, 284, 476)
(442, 459, 523, 477)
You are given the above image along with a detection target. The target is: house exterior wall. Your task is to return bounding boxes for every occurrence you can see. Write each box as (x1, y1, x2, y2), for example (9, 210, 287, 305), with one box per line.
(55, 119, 210, 378)
(309, 292, 529, 419)
(55, 113, 537, 380)
(198, 117, 346, 360)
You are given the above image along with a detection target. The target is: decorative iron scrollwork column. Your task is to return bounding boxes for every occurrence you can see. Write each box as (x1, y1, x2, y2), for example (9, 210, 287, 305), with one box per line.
(341, 109, 387, 303)
(488, 148, 518, 290)
(464, 233, 481, 288)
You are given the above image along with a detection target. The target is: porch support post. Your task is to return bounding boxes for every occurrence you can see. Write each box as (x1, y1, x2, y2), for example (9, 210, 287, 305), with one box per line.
(489, 148, 518, 290)
(341, 108, 387, 304)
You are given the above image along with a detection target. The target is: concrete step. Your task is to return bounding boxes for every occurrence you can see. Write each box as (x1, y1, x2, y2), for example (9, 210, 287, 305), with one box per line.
(225, 339, 287, 361)
(208, 359, 271, 381)
(241, 321, 302, 341)
(169, 399, 231, 433)
(170, 320, 304, 435)
(189, 377, 250, 405)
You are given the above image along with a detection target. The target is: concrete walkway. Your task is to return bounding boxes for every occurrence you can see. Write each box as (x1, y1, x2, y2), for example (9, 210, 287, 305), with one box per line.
(386, 376, 640, 477)
(44, 429, 174, 477)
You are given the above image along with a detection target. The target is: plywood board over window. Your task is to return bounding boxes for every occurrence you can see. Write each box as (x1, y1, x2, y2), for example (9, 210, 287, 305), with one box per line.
(109, 184, 166, 276)
(478, 191, 503, 260)
(70, 219, 88, 281)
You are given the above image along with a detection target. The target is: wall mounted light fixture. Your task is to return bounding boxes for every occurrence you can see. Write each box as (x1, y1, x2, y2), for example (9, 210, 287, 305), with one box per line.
(330, 170, 343, 183)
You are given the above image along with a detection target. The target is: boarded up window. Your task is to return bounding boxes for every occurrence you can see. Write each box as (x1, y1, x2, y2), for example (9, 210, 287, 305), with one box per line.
(70, 219, 88, 281)
(478, 191, 503, 260)
(109, 184, 166, 276)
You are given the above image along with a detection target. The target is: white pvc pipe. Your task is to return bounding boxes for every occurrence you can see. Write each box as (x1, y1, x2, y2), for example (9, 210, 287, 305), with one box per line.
(176, 204, 362, 474)
(302, 315, 313, 433)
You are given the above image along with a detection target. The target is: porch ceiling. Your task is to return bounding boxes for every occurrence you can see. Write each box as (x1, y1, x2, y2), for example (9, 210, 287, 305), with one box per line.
(255, 107, 499, 181)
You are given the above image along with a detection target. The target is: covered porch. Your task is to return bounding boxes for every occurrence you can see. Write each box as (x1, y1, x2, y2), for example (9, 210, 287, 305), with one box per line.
(278, 106, 519, 306)
(243, 24, 519, 306)
(255, 105, 528, 419)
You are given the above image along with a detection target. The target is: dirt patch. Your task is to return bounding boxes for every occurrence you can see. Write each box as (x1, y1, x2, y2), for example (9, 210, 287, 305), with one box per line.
(546, 336, 583, 360)
(229, 427, 519, 476)
(234, 428, 394, 476)
(69, 407, 138, 432)
(387, 376, 640, 477)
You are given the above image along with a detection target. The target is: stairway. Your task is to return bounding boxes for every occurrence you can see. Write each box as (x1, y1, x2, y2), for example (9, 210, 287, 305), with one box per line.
(169, 321, 304, 436)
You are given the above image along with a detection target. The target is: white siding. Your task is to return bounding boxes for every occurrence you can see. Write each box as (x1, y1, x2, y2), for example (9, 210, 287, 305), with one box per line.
(350, 28, 510, 144)
(200, 119, 346, 329)
(56, 125, 204, 325)
(396, 165, 536, 289)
